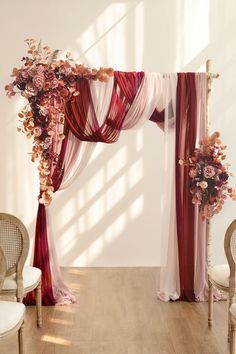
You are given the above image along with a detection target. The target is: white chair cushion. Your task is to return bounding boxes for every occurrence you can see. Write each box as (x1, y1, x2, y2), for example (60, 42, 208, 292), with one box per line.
(230, 303, 236, 318)
(0, 301, 25, 334)
(208, 264, 229, 287)
(2, 266, 41, 291)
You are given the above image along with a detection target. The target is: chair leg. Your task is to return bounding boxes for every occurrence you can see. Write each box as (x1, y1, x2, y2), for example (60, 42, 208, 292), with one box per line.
(18, 321, 24, 354)
(229, 295, 234, 343)
(208, 278, 213, 327)
(231, 322, 236, 354)
(36, 282, 42, 327)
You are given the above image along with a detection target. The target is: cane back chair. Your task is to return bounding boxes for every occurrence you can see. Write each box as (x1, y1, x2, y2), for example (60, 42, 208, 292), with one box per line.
(0, 213, 42, 327)
(0, 246, 25, 354)
(208, 219, 236, 343)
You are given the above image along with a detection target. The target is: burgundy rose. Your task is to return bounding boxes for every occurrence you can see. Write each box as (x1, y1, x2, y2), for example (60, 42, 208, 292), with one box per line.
(219, 172, 229, 181)
(60, 87, 69, 98)
(45, 70, 55, 81)
(67, 75, 75, 83)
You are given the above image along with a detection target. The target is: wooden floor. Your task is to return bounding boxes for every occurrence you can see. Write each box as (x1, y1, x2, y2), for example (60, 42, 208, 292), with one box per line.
(0, 267, 230, 354)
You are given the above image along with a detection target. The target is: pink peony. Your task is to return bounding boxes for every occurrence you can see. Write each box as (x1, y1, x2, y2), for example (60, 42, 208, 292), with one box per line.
(33, 74, 45, 89)
(203, 165, 216, 178)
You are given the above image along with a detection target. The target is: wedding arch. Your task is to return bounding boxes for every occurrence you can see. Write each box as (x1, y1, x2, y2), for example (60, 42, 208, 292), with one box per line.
(7, 40, 232, 306)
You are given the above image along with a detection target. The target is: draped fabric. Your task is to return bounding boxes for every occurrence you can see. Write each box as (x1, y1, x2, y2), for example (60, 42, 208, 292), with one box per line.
(175, 73, 197, 301)
(65, 72, 145, 142)
(157, 73, 207, 301)
(27, 71, 208, 305)
(27, 71, 168, 305)
(157, 74, 180, 301)
(24, 204, 56, 305)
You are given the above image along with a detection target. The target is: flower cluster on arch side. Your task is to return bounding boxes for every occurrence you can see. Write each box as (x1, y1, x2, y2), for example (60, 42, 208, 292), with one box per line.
(179, 131, 236, 219)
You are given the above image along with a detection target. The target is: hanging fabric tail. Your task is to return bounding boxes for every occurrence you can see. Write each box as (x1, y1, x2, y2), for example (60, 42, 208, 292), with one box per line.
(24, 203, 56, 305)
(175, 73, 197, 301)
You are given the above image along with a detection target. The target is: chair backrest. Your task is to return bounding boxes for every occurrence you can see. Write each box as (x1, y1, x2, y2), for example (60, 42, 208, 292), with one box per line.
(0, 247, 7, 290)
(0, 213, 29, 277)
(224, 219, 236, 289)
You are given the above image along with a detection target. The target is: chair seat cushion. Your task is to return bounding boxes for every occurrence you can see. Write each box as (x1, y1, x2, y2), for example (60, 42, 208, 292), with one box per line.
(2, 266, 41, 291)
(208, 264, 229, 288)
(0, 301, 25, 334)
(230, 303, 236, 318)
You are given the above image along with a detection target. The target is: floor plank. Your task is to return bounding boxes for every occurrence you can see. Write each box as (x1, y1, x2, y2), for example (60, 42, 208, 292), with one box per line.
(0, 268, 230, 354)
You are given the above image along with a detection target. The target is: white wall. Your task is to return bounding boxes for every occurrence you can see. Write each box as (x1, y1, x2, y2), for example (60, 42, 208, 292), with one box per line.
(0, 0, 236, 266)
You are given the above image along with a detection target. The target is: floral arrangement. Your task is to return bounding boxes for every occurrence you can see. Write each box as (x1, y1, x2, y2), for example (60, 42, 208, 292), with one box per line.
(179, 131, 236, 219)
(5, 39, 113, 205)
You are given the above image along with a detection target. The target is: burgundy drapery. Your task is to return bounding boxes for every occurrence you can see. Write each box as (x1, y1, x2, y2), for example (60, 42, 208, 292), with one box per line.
(176, 73, 197, 301)
(25, 133, 69, 305)
(65, 72, 144, 142)
(28, 71, 202, 305)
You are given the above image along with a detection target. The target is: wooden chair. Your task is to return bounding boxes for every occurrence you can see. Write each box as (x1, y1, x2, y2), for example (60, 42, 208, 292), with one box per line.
(0, 213, 42, 327)
(230, 303, 236, 354)
(0, 246, 25, 354)
(208, 219, 236, 342)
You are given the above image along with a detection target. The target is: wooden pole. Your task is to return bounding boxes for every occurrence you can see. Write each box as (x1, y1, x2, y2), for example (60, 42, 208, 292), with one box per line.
(205, 59, 219, 269)
(206, 59, 212, 269)
(206, 59, 219, 327)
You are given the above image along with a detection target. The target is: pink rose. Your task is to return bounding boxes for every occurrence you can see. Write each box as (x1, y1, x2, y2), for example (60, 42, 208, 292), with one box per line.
(203, 165, 215, 178)
(189, 168, 197, 178)
(33, 74, 45, 89)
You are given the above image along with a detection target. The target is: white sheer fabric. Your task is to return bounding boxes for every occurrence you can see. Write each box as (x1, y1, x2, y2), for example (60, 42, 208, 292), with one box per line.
(157, 74, 180, 301)
(46, 208, 76, 304)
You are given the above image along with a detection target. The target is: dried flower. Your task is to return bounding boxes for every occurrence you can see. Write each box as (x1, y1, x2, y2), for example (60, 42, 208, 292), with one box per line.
(180, 132, 235, 219)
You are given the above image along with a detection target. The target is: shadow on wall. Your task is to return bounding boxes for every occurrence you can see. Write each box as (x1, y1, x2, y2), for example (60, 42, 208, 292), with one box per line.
(1, 0, 236, 266)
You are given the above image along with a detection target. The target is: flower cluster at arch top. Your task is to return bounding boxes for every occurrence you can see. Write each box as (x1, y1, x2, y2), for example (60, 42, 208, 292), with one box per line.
(5, 39, 113, 205)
